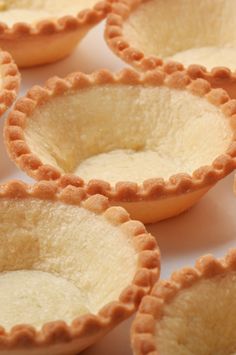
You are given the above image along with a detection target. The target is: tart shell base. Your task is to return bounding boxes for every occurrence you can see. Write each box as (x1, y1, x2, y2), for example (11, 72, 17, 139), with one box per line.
(117, 186, 211, 224)
(0, 28, 89, 68)
(2, 335, 105, 355)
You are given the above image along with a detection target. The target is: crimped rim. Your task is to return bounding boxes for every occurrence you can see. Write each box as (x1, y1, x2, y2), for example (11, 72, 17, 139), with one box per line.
(0, 180, 160, 351)
(132, 249, 236, 355)
(186, 65, 236, 99)
(105, 0, 169, 71)
(105, 0, 236, 75)
(0, 50, 20, 117)
(0, 1, 115, 38)
(4, 68, 236, 202)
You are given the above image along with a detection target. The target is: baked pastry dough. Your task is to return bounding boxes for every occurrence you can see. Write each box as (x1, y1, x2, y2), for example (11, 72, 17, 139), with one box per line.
(106, 0, 236, 72)
(132, 249, 236, 355)
(0, 0, 113, 67)
(0, 49, 20, 117)
(186, 65, 236, 103)
(0, 180, 160, 354)
(4, 69, 236, 223)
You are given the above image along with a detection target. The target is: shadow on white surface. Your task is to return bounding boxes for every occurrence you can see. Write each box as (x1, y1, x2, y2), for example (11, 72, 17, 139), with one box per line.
(20, 22, 124, 91)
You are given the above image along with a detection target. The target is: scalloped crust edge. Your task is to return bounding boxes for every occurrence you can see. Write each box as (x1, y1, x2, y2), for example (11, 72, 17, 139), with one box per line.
(0, 0, 116, 67)
(0, 50, 20, 116)
(0, 1, 114, 36)
(4, 67, 236, 203)
(0, 179, 160, 352)
(105, 0, 236, 88)
(131, 249, 236, 355)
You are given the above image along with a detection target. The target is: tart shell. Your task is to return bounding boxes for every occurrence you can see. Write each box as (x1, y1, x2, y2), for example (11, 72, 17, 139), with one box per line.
(4, 68, 236, 224)
(105, 0, 236, 75)
(132, 249, 236, 355)
(0, 180, 160, 354)
(0, 50, 20, 117)
(0, 1, 114, 68)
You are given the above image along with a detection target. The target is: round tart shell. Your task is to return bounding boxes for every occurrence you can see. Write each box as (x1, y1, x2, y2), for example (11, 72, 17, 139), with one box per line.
(0, 180, 160, 354)
(0, 1, 114, 68)
(132, 249, 236, 355)
(4, 68, 236, 224)
(106, 0, 236, 76)
(0, 50, 20, 117)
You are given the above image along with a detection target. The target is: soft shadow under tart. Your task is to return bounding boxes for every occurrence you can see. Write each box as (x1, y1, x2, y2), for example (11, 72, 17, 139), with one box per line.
(4, 68, 236, 224)
(0, 49, 20, 117)
(0, 0, 114, 68)
(0, 180, 160, 355)
(105, 0, 236, 72)
(132, 249, 236, 355)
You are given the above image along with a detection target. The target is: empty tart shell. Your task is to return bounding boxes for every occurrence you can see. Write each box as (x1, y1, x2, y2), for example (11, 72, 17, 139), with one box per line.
(0, 49, 20, 117)
(105, 0, 236, 73)
(0, 180, 160, 355)
(132, 249, 236, 355)
(0, 0, 114, 68)
(4, 68, 236, 224)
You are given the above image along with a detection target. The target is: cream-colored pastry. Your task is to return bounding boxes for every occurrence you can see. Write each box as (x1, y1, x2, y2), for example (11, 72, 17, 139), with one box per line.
(4, 69, 236, 223)
(106, 0, 236, 71)
(0, 49, 20, 117)
(0, 181, 160, 354)
(132, 250, 236, 355)
(0, 0, 113, 67)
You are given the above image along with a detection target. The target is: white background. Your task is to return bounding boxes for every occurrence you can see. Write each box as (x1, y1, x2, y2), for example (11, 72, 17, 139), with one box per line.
(1, 21, 236, 355)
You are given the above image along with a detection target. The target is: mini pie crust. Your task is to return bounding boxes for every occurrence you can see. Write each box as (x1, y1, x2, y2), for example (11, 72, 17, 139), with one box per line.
(132, 249, 236, 355)
(187, 65, 236, 101)
(0, 0, 114, 68)
(105, 0, 236, 72)
(0, 180, 160, 355)
(4, 68, 236, 224)
(0, 49, 20, 117)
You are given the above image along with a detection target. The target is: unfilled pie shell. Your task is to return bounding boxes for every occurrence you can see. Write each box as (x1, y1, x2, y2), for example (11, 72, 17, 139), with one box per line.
(132, 249, 236, 355)
(105, 0, 236, 73)
(0, 49, 20, 117)
(0, 0, 114, 68)
(0, 180, 160, 355)
(4, 68, 236, 224)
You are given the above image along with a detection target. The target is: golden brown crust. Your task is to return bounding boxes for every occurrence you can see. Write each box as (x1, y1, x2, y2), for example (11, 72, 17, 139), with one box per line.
(131, 249, 236, 355)
(0, 180, 160, 352)
(187, 65, 236, 101)
(0, 0, 116, 67)
(0, 1, 114, 37)
(4, 68, 236, 203)
(105, 0, 236, 90)
(0, 50, 20, 117)
(105, 0, 167, 71)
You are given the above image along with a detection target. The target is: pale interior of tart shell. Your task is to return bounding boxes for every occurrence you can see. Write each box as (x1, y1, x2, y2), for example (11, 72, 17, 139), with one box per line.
(0, 198, 137, 330)
(0, 0, 99, 26)
(155, 273, 236, 355)
(24, 85, 233, 185)
(123, 0, 236, 71)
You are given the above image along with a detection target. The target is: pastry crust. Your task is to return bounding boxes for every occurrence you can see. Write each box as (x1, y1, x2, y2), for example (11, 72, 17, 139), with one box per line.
(105, 0, 236, 73)
(187, 65, 236, 101)
(0, 180, 160, 354)
(0, 0, 114, 68)
(0, 49, 20, 117)
(131, 249, 236, 355)
(4, 68, 236, 223)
